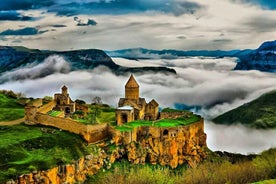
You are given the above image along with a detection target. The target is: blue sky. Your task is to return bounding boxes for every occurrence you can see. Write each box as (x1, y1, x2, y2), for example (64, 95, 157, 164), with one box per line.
(0, 0, 276, 50)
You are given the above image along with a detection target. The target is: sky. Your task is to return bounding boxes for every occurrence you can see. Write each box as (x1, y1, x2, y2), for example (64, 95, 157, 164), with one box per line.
(0, 0, 276, 50)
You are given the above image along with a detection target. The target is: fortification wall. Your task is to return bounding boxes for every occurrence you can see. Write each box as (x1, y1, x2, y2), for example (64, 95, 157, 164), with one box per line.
(85, 124, 109, 143)
(36, 113, 87, 134)
(30, 98, 43, 107)
(37, 101, 56, 114)
(34, 113, 108, 143)
(159, 111, 191, 119)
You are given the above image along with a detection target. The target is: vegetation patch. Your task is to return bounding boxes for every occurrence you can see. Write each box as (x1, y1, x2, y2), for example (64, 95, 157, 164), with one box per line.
(86, 148, 276, 184)
(0, 124, 88, 183)
(161, 107, 188, 113)
(0, 93, 25, 121)
(116, 114, 201, 132)
(213, 90, 276, 129)
(72, 104, 115, 125)
(47, 110, 62, 117)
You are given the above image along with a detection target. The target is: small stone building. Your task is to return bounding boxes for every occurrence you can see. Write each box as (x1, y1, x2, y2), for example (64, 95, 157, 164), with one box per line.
(54, 85, 75, 114)
(116, 75, 159, 125)
(115, 106, 134, 126)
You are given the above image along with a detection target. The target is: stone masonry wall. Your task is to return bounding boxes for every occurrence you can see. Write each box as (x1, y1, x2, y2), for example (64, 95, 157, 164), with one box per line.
(37, 101, 56, 114)
(159, 111, 191, 119)
(34, 113, 108, 143)
(25, 100, 109, 143)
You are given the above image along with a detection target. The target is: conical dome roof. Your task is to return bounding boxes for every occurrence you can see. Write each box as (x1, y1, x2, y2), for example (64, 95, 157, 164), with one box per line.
(62, 85, 68, 90)
(125, 75, 139, 88)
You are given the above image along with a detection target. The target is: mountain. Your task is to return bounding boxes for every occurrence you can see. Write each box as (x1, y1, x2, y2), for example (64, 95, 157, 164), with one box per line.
(235, 40, 276, 72)
(106, 48, 247, 59)
(0, 46, 176, 82)
(213, 90, 276, 129)
(107, 40, 276, 73)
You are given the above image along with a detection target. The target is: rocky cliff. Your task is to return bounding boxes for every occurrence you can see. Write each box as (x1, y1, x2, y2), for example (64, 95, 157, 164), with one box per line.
(111, 119, 207, 168)
(7, 147, 109, 184)
(235, 40, 276, 72)
(7, 120, 207, 183)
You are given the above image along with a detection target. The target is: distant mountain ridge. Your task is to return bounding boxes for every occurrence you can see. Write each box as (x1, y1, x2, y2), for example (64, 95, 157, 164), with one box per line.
(235, 40, 276, 72)
(0, 46, 176, 83)
(213, 90, 276, 129)
(106, 48, 250, 59)
(107, 40, 276, 73)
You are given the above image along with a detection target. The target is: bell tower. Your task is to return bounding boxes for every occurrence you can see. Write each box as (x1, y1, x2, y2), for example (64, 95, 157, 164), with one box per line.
(62, 85, 68, 96)
(125, 75, 139, 100)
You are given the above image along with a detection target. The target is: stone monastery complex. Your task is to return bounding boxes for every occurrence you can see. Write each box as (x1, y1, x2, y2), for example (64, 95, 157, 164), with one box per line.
(24, 74, 207, 169)
(116, 74, 159, 125)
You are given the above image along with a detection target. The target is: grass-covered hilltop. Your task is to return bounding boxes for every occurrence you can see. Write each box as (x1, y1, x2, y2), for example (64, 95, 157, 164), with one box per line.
(213, 90, 276, 129)
(0, 90, 25, 122)
(0, 90, 276, 183)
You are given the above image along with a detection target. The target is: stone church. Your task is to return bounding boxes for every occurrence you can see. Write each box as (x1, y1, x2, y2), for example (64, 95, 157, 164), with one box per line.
(54, 85, 76, 114)
(116, 75, 159, 125)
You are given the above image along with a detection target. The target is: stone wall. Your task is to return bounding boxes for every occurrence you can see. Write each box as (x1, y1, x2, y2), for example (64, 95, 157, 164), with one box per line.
(25, 103, 109, 143)
(36, 113, 87, 134)
(159, 111, 191, 119)
(29, 98, 43, 107)
(33, 113, 108, 143)
(37, 101, 56, 114)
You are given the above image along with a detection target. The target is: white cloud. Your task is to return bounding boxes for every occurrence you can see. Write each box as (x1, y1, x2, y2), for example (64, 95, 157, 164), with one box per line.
(1, 56, 276, 153)
(1, 0, 276, 50)
(1, 56, 276, 119)
(205, 121, 276, 154)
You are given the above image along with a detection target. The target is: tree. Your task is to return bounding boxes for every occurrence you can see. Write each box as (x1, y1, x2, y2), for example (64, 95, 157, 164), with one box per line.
(75, 99, 86, 105)
(92, 96, 102, 105)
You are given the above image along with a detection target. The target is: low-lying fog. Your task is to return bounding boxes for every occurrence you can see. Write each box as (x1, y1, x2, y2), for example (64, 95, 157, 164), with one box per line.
(1, 55, 276, 154)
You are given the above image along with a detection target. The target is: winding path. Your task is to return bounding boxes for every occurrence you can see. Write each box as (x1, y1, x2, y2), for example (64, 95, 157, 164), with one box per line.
(0, 118, 25, 126)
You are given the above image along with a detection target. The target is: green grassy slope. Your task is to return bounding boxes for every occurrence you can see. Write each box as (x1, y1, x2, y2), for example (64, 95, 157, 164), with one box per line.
(86, 148, 276, 184)
(0, 124, 88, 182)
(0, 94, 25, 121)
(213, 90, 276, 129)
(116, 114, 201, 132)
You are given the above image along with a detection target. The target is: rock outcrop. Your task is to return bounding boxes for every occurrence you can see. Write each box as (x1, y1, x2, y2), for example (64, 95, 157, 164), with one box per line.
(7, 147, 111, 184)
(235, 40, 276, 72)
(111, 119, 207, 168)
(7, 119, 207, 183)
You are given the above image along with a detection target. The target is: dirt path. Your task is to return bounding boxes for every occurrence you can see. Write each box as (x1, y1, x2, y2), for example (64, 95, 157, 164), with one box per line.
(0, 118, 25, 126)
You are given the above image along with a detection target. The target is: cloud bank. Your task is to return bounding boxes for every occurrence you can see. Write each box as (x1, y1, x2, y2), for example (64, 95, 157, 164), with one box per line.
(1, 56, 276, 120)
(205, 121, 276, 154)
(0, 55, 70, 82)
(0, 56, 276, 153)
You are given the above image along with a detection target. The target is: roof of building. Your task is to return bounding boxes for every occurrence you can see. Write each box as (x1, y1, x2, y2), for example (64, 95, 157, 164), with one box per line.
(148, 99, 159, 107)
(125, 74, 139, 88)
(117, 106, 133, 110)
(62, 85, 68, 90)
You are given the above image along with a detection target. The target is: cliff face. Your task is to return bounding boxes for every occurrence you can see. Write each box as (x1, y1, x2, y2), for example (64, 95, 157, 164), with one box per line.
(235, 40, 276, 72)
(111, 120, 207, 168)
(7, 148, 111, 184)
(8, 120, 207, 183)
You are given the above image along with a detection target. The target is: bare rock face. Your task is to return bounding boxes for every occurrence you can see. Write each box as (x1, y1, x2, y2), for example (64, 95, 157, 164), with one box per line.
(8, 149, 112, 184)
(113, 120, 207, 168)
(8, 120, 207, 183)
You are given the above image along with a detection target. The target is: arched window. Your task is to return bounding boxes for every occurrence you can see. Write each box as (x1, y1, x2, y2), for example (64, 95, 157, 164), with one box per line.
(163, 129, 168, 136)
(121, 114, 128, 124)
